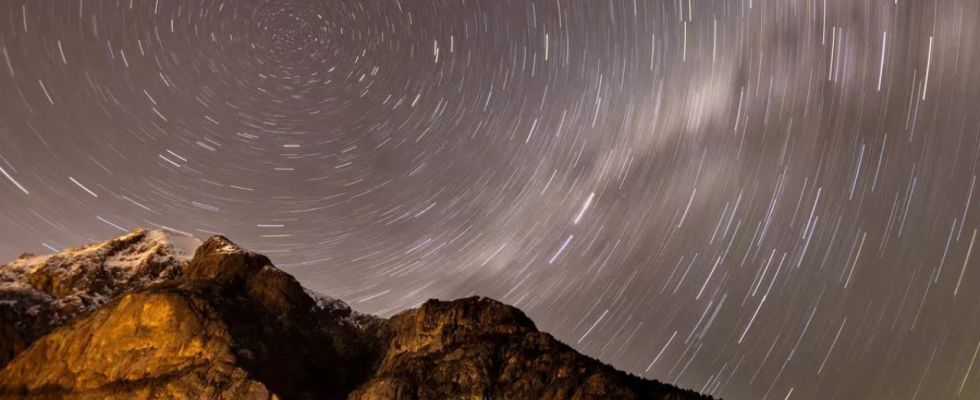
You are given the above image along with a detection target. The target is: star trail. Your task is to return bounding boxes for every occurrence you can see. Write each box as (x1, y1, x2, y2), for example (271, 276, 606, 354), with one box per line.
(1, 0, 980, 399)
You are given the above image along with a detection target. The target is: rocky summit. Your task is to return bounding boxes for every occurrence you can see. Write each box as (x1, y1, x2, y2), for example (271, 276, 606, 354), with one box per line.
(0, 230, 716, 400)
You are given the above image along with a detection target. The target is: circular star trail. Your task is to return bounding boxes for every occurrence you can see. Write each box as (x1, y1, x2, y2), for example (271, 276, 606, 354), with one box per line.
(2, 0, 980, 399)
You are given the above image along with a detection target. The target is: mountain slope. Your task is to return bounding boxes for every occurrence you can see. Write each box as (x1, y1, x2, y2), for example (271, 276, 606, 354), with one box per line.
(0, 230, 715, 400)
(352, 297, 709, 400)
(0, 229, 199, 368)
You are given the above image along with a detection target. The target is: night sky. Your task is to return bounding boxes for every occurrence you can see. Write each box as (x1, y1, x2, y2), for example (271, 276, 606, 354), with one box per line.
(1, 0, 980, 399)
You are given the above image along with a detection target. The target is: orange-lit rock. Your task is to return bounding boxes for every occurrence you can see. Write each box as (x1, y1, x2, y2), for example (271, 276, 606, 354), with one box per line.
(0, 231, 714, 400)
(0, 229, 199, 368)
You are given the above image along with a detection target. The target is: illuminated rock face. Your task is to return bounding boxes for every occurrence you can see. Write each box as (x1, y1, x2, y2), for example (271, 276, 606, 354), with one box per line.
(0, 229, 199, 369)
(0, 231, 712, 400)
(0, 233, 384, 400)
(0, 289, 271, 400)
(351, 297, 713, 400)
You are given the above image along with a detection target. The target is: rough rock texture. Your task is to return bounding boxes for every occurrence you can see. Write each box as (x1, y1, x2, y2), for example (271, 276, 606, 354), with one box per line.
(0, 229, 200, 368)
(0, 231, 714, 400)
(0, 234, 382, 400)
(348, 297, 710, 400)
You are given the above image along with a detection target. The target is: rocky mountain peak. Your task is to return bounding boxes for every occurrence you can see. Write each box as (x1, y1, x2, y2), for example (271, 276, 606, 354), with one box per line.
(386, 296, 538, 357)
(182, 234, 317, 324)
(0, 230, 715, 400)
(184, 234, 262, 281)
(3, 228, 197, 293)
(0, 229, 201, 368)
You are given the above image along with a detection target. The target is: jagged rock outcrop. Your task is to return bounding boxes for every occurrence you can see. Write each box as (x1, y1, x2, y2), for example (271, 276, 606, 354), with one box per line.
(0, 229, 200, 368)
(349, 298, 708, 400)
(0, 233, 382, 400)
(0, 230, 715, 400)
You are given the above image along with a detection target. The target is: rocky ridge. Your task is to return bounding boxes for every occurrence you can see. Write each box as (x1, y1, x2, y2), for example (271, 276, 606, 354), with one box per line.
(0, 229, 716, 400)
(0, 229, 199, 368)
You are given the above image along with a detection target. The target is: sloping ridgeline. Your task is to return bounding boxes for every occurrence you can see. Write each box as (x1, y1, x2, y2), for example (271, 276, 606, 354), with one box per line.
(0, 229, 717, 400)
